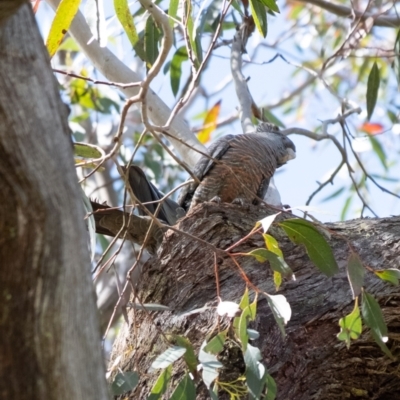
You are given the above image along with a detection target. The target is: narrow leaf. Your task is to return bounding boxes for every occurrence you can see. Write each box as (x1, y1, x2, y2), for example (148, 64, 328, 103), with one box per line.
(264, 374, 277, 400)
(169, 374, 196, 400)
(145, 16, 160, 67)
(263, 234, 283, 258)
(168, 0, 179, 27)
(337, 298, 362, 348)
(273, 271, 282, 291)
(74, 142, 103, 159)
(279, 219, 338, 277)
(170, 47, 188, 97)
(374, 269, 400, 286)
(249, 0, 267, 37)
(148, 366, 172, 400)
(173, 336, 198, 375)
(46, 0, 81, 58)
(111, 371, 139, 396)
(361, 291, 392, 357)
(114, 0, 139, 47)
(265, 293, 291, 337)
(150, 346, 186, 370)
(203, 331, 227, 354)
(197, 101, 221, 144)
(239, 287, 250, 310)
(244, 344, 265, 398)
(369, 136, 388, 171)
(366, 62, 380, 120)
(347, 253, 365, 298)
(259, 0, 280, 13)
(361, 122, 384, 135)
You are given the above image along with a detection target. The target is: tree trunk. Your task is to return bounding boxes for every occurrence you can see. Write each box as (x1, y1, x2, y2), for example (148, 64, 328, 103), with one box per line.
(0, 4, 108, 399)
(110, 202, 400, 399)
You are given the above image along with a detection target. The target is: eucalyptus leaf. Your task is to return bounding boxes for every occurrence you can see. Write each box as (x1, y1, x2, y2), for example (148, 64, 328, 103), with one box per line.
(347, 253, 365, 298)
(279, 219, 338, 277)
(366, 62, 380, 120)
(150, 346, 186, 370)
(111, 371, 139, 396)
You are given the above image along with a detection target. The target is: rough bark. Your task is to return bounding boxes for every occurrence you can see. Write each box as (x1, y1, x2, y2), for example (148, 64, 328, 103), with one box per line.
(0, 5, 108, 400)
(110, 202, 400, 399)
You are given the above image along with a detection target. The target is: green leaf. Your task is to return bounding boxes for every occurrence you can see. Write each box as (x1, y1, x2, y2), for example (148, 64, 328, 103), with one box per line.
(239, 287, 250, 310)
(74, 142, 103, 159)
(114, 0, 139, 47)
(265, 294, 291, 337)
(249, 0, 267, 37)
(111, 371, 139, 396)
(169, 373, 196, 400)
(340, 195, 353, 221)
(170, 47, 188, 96)
(203, 331, 227, 354)
(375, 269, 400, 286)
(244, 344, 265, 398)
(366, 62, 380, 120)
(321, 187, 345, 203)
(279, 219, 338, 277)
(262, 109, 285, 128)
(273, 271, 282, 291)
(46, 0, 81, 58)
(168, 0, 180, 27)
(337, 298, 362, 348)
(264, 374, 277, 400)
(173, 336, 198, 375)
(361, 291, 392, 357)
(147, 366, 172, 400)
(150, 346, 186, 370)
(184, 2, 200, 68)
(246, 248, 294, 283)
(145, 16, 161, 68)
(347, 253, 365, 299)
(259, 0, 280, 13)
(369, 136, 388, 171)
(238, 306, 250, 350)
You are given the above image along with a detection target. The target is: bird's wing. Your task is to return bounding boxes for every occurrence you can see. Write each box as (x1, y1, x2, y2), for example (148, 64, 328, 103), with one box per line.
(177, 135, 235, 209)
(125, 165, 181, 225)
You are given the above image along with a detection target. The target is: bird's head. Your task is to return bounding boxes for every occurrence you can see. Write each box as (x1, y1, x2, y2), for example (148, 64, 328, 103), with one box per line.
(256, 122, 296, 167)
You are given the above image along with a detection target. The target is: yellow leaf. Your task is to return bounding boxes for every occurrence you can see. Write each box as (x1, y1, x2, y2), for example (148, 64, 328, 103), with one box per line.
(46, 0, 82, 58)
(197, 100, 221, 144)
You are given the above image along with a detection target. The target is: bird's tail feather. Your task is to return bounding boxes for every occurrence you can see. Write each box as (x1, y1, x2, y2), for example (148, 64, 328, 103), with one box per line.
(125, 165, 183, 226)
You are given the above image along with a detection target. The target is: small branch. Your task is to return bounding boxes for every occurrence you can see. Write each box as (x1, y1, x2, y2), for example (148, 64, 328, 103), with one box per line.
(231, 18, 256, 133)
(296, 0, 400, 28)
(53, 68, 141, 89)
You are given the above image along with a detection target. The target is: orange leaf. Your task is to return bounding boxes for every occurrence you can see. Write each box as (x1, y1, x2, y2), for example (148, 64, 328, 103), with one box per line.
(197, 100, 221, 144)
(32, 0, 41, 13)
(361, 122, 384, 135)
